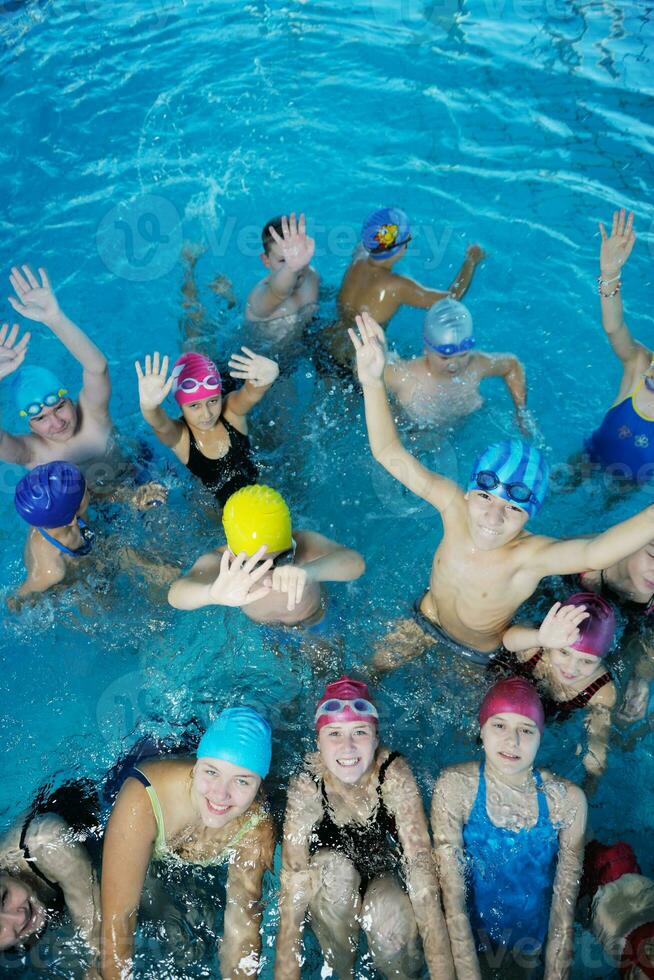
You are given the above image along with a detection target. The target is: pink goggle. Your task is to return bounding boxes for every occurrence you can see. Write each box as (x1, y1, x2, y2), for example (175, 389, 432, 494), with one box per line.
(314, 698, 378, 725)
(175, 374, 222, 394)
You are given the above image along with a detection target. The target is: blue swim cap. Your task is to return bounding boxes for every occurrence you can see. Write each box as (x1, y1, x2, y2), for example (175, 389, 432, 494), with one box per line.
(197, 707, 272, 779)
(11, 366, 68, 418)
(468, 440, 549, 519)
(424, 298, 475, 356)
(15, 461, 86, 528)
(361, 207, 411, 261)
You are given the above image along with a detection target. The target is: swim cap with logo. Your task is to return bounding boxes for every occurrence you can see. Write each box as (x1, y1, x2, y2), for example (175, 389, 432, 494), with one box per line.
(361, 207, 411, 261)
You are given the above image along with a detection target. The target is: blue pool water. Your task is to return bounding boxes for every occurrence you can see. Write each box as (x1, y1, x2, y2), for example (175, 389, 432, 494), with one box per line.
(1, 0, 653, 975)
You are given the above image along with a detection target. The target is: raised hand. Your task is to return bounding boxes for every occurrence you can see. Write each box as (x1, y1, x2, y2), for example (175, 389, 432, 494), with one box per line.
(135, 353, 174, 411)
(537, 601, 589, 650)
(267, 564, 308, 612)
(599, 208, 636, 277)
(208, 548, 273, 606)
(0, 322, 30, 381)
(8, 265, 61, 325)
(268, 212, 315, 272)
(228, 347, 279, 388)
(348, 311, 387, 386)
(466, 244, 486, 263)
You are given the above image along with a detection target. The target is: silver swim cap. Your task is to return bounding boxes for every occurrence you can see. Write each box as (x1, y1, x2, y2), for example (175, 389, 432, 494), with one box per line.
(423, 298, 475, 356)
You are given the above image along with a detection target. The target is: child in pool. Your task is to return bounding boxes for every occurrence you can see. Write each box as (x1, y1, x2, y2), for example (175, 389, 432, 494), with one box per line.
(432, 677, 586, 979)
(245, 212, 319, 334)
(582, 209, 654, 485)
(350, 312, 654, 667)
(136, 347, 278, 506)
(383, 297, 528, 428)
(0, 266, 164, 508)
(0, 781, 100, 968)
(581, 840, 654, 979)
(168, 484, 365, 625)
(276, 677, 454, 980)
(501, 593, 617, 778)
(320, 207, 484, 370)
(101, 707, 275, 980)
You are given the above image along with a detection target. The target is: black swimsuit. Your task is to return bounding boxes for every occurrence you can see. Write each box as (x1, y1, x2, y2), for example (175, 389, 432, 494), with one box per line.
(184, 416, 259, 506)
(491, 648, 612, 720)
(308, 752, 404, 890)
(18, 816, 66, 914)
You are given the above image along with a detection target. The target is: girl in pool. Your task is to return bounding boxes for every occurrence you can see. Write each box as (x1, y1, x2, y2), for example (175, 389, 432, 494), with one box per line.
(0, 782, 99, 965)
(100, 707, 275, 980)
(431, 677, 586, 979)
(501, 593, 617, 778)
(275, 677, 454, 980)
(135, 346, 279, 506)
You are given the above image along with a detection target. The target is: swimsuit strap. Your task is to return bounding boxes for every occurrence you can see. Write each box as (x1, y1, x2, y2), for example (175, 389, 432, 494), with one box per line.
(524, 648, 544, 671)
(569, 672, 612, 708)
(126, 767, 166, 856)
(377, 751, 401, 798)
(18, 814, 64, 895)
(221, 809, 262, 851)
(39, 518, 93, 557)
(532, 769, 550, 822)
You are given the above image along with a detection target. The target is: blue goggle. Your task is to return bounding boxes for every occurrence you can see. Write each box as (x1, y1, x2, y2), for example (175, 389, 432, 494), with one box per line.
(424, 336, 476, 357)
(475, 470, 535, 505)
(20, 389, 68, 418)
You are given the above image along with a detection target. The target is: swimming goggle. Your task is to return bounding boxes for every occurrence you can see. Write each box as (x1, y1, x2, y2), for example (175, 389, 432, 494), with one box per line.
(368, 234, 412, 255)
(19, 390, 68, 418)
(474, 470, 536, 506)
(175, 374, 222, 394)
(424, 336, 476, 357)
(314, 698, 379, 725)
(241, 540, 297, 570)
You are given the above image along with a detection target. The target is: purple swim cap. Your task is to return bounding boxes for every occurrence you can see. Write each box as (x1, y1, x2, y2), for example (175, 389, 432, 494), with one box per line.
(479, 677, 544, 733)
(560, 592, 616, 658)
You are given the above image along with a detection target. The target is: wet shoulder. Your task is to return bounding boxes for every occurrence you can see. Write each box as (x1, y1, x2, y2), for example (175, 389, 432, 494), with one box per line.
(539, 770, 586, 828)
(137, 756, 194, 793)
(433, 761, 479, 803)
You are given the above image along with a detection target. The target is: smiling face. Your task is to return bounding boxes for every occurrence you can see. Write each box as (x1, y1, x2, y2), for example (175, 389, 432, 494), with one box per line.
(481, 712, 541, 777)
(626, 541, 654, 596)
(548, 646, 599, 685)
(465, 489, 529, 550)
(180, 392, 223, 431)
(0, 874, 47, 952)
(318, 720, 379, 785)
(28, 398, 77, 442)
(426, 349, 472, 376)
(191, 758, 261, 829)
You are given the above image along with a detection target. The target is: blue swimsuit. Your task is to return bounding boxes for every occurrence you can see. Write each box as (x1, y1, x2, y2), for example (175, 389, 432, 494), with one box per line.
(463, 762, 559, 952)
(39, 518, 95, 557)
(585, 375, 654, 483)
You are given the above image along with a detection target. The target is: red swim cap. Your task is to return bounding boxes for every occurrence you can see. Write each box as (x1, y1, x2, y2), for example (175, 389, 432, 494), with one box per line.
(315, 676, 378, 732)
(582, 840, 640, 899)
(620, 920, 654, 978)
(479, 677, 544, 733)
(561, 592, 616, 658)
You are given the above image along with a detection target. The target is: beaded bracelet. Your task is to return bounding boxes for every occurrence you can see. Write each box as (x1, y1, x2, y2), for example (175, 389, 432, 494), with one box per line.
(598, 279, 621, 298)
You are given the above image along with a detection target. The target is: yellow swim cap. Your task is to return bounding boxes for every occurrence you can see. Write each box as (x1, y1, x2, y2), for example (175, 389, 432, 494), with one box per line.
(222, 485, 293, 556)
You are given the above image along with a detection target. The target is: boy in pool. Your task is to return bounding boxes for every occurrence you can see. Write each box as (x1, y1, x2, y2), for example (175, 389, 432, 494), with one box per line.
(245, 212, 319, 333)
(320, 207, 484, 370)
(168, 484, 365, 626)
(0, 265, 164, 507)
(383, 297, 528, 428)
(350, 312, 654, 667)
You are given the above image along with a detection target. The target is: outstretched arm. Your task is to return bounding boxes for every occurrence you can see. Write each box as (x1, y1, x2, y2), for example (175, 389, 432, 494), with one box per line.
(248, 213, 315, 319)
(532, 504, 654, 578)
(447, 244, 485, 301)
(168, 547, 273, 611)
(224, 347, 280, 419)
(0, 322, 35, 465)
(478, 352, 526, 415)
(349, 312, 462, 512)
(597, 209, 642, 365)
(9, 266, 110, 418)
(503, 602, 589, 654)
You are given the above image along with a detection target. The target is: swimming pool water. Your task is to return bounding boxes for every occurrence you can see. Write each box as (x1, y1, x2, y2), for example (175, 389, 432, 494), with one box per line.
(1, 0, 653, 976)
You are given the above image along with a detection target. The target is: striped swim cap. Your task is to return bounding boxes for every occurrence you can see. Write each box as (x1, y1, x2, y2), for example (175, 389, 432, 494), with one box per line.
(468, 439, 549, 519)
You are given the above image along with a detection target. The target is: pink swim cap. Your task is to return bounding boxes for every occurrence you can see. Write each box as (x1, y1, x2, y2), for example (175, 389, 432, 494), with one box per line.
(560, 592, 615, 658)
(479, 677, 544, 733)
(171, 352, 222, 406)
(315, 676, 379, 732)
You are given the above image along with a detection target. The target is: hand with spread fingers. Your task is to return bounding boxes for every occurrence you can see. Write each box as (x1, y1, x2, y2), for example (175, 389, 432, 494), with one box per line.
(267, 564, 309, 612)
(599, 208, 636, 278)
(268, 212, 315, 272)
(8, 265, 62, 326)
(209, 548, 273, 606)
(537, 601, 589, 650)
(348, 311, 387, 386)
(0, 322, 30, 380)
(228, 347, 279, 388)
(135, 353, 175, 411)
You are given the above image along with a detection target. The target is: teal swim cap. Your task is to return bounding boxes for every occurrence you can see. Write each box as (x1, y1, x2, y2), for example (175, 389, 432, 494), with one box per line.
(11, 366, 68, 418)
(197, 707, 272, 778)
(468, 439, 549, 519)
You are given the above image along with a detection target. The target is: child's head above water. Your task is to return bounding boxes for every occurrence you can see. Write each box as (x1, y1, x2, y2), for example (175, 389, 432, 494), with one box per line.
(479, 677, 544, 774)
(314, 676, 379, 785)
(558, 592, 616, 658)
(424, 298, 475, 375)
(12, 365, 76, 442)
(465, 439, 549, 549)
(361, 207, 411, 263)
(171, 351, 223, 427)
(222, 484, 293, 559)
(14, 460, 87, 529)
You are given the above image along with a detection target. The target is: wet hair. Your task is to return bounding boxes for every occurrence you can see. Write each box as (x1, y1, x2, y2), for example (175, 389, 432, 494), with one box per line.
(261, 216, 284, 254)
